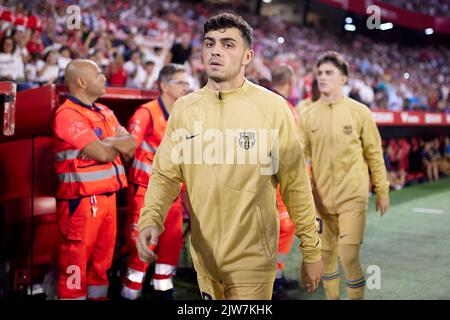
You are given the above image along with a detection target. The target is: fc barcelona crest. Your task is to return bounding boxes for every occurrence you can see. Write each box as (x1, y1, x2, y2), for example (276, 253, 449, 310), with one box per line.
(239, 132, 256, 150)
(343, 125, 353, 135)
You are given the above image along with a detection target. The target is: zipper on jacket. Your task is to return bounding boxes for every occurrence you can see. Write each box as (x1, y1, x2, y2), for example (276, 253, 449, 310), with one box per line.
(329, 103, 336, 212)
(215, 91, 223, 278)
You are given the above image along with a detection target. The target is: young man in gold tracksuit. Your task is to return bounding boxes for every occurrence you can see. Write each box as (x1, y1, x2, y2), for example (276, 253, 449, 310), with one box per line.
(298, 51, 390, 300)
(136, 13, 323, 300)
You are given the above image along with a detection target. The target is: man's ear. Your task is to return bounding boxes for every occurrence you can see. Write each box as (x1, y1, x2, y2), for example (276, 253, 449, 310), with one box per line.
(160, 81, 168, 93)
(341, 75, 348, 86)
(242, 48, 254, 67)
(76, 77, 86, 89)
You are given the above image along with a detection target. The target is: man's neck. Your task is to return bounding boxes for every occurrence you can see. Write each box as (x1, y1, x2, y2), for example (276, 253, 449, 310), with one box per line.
(160, 94, 174, 114)
(206, 76, 245, 92)
(320, 89, 344, 104)
(272, 85, 289, 99)
(70, 92, 97, 106)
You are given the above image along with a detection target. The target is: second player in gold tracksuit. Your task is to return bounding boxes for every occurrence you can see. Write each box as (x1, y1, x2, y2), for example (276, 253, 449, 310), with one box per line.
(298, 51, 390, 300)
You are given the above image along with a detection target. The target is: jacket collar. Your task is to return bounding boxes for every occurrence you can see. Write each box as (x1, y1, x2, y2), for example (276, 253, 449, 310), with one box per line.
(67, 95, 102, 111)
(203, 78, 251, 100)
(157, 96, 170, 121)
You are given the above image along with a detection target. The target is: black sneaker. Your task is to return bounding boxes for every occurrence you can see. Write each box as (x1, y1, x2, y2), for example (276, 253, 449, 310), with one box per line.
(280, 276, 299, 289)
(152, 289, 174, 300)
(272, 278, 286, 300)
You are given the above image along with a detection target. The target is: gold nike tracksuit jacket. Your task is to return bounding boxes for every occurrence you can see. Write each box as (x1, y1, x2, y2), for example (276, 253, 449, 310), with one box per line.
(298, 97, 389, 214)
(138, 79, 321, 284)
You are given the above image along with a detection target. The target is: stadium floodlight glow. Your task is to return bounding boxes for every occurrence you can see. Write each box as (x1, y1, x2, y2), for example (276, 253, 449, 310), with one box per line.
(344, 24, 356, 32)
(379, 22, 393, 31)
(277, 36, 285, 44)
(345, 17, 353, 24)
(262, 0, 272, 3)
(404, 72, 410, 80)
(425, 28, 434, 35)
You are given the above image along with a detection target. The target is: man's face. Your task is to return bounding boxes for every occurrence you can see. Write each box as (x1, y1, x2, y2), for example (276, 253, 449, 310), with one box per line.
(3, 39, 14, 54)
(162, 71, 190, 100)
(202, 27, 252, 83)
(145, 64, 154, 74)
(316, 62, 347, 96)
(85, 62, 106, 97)
(131, 52, 140, 65)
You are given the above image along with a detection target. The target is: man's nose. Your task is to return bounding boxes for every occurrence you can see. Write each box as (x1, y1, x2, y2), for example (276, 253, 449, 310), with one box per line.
(211, 46, 222, 57)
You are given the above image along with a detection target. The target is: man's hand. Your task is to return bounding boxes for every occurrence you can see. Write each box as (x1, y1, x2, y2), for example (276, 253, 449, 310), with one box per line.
(301, 260, 324, 293)
(115, 126, 130, 137)
(376, 196, 390, 217)
(136, 225, 161, 264)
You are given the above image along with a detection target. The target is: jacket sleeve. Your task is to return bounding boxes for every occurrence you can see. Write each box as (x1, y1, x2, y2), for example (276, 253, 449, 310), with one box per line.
(297, 110, 311, 161)
(361, 109, 390, 199)
(137, 103, 183, 233)
(276, 101, 321, 263)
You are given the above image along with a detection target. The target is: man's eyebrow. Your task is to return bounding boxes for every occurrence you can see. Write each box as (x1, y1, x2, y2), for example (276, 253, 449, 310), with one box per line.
(204, 37, 237, 43)
(219, 37, 237, 43)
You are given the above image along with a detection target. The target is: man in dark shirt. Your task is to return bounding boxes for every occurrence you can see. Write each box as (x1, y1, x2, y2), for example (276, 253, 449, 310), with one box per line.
(170, 33, 192, 65)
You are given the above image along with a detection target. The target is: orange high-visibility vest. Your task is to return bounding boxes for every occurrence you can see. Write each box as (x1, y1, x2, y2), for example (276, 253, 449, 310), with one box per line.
(128, 98, 168, 187)
(276, 99, 299, 213)
(53, 98, 128, 199)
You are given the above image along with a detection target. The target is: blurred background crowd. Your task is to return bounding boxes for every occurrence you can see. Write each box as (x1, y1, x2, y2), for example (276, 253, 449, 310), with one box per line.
(382, 0, 450, 18)
(382, 136, 450, 190)
(0, 0, 448, 112)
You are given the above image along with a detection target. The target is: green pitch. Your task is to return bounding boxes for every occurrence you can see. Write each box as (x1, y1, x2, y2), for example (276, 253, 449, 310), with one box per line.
(170, 178, 450, 300)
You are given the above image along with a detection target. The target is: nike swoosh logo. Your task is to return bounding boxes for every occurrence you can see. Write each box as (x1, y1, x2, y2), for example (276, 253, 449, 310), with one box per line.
(185, 134, 200, 140)
(311, 129, 318, 133)
(339, 235, 347, 239)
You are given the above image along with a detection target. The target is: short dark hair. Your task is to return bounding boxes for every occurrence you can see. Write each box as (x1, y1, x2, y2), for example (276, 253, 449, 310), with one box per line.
(271, 64, 293, 87)
(203, 13, 253, 47)
(157, 63, 186, 89)
(59, 46, 70, 53)
(145, 60, 155, 67)
(316, 51, 349, 76)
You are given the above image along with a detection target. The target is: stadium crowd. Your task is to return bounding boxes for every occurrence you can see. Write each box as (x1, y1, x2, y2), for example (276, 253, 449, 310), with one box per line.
(382, 136, 450, 190)
(0, 0, 448, 112)
(381, 0, 450, 18)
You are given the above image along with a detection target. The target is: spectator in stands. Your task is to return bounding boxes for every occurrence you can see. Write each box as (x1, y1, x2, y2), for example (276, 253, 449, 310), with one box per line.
(169, 32, 192, 66)
(434, 137, 450, 177)
(12, 26, 30, 59)
(385, 141, 405, 190)
(105, 52, 128, 87)
(57, 46, 72, 76)
(422, 141, 440, 182)
(35, 50, 59, 85)
(25, 51, 41, 85)
(124, 51, 147, 88)
(0, 36, 25, 82)
(26, 30, 44, 55)
(408, 138, 424, 180)
(143, 60, 157, 89)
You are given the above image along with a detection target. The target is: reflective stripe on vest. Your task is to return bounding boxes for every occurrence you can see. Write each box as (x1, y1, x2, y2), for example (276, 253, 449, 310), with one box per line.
(55, 149, 80, 162)
(155, 263, 177, 276)
(87, 285, 109, 299)
(58, 165, 126, 183)
(150, 278, 173, 291)
(141, 140, 158, 153)
(131, 159, 153, 175)
(125, 267, 146, 284)
(120, 285, 142, 300)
